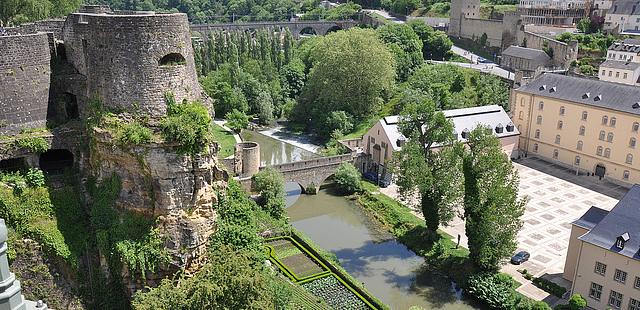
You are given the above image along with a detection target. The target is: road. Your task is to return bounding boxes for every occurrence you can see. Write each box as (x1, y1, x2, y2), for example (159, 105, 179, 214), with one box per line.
(362, 9, 405, 24)
(428, 60, 514, 80)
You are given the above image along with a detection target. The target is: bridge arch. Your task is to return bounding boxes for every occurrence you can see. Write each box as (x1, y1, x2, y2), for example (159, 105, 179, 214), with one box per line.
(325, 25, 342, 35)
(299, 26, 317, 36)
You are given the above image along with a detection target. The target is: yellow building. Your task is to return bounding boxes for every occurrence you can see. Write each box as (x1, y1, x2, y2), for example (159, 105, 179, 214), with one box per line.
(511, 73, 640, 186)
(563, 185, 640, 310)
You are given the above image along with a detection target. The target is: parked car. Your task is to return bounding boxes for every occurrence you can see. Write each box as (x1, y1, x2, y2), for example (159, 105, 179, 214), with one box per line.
(477, 57, 492, 64)
(510, 251, 530, 265)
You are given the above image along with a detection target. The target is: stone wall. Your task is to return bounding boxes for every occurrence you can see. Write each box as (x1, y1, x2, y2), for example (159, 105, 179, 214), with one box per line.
(0, 33, 51, 133)
(3, 19, 65, 40)
(62, 12, 206, 119)
(458, 18, 506, 48)
(519, 31, 578, 68)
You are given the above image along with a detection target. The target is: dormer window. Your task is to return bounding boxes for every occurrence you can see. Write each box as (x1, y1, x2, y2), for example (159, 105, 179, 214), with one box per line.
(396, 137, 406, 147)
(549, 87, 556, 93)
(495, 123, 504, 134)
(461, 128, 470, 139)
(539, 84, 547, 91)
(594, 94, 602, 101)
(616, 232, 630, 249)
(583, 92, 590, 99)
(506, 123, 515, 132)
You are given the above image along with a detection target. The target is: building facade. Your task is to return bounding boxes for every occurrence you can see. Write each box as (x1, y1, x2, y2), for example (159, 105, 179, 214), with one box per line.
(511, 73, 640, 186)
(362, 105, 520, 169)
(501, 45, 552, 72)
(603, 0, 640, 33)
(563, 185, 640, 310)
(600, 39, 640, 85)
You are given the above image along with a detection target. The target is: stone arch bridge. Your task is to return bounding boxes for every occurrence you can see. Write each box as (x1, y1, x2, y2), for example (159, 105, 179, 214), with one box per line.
(190, 20, 358, 39)
(264, 154, 354, 189)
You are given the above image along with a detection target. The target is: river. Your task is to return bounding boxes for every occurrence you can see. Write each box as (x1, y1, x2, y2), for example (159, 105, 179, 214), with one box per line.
(246, 130, 478, 309)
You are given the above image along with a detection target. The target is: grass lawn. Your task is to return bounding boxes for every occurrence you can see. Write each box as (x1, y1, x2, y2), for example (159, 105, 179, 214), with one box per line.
(212, 123, 236, 159)
(342, 101, 395, 140)
(479, 3, 517, 19)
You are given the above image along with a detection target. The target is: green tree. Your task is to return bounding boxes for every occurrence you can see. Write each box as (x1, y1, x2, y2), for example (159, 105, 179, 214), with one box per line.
(225, 109, 249, 133)
(334, 163, 361, 195)
(377, 23, 423, 81)
(322, 110, 354, 137)
(462, 127, 526, 271)
(296, 28, 395, 129)
(253, 167, 286, 219)
(160, 98, 213, 155)
(256, 90, 275, 125)
(568, 294, 587, 310)
(408, 20, 452, 60)
(479, 33, 488, 47)
(394, 94, 463, 235)
(475, 74, 510, 109)
(202, 81, 249, 116)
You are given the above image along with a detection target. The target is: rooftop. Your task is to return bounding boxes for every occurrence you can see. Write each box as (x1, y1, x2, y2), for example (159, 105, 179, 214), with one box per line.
(608, 40, 640, 53)
(516, 73, 640, 116)
(610, 0, 640, 15)
(502, 46, 551, 61)
(571, 206, 609, 230)
(380, 105, 519, 151)
(600, 59, 640, 70)
(578, 184, 640, 260)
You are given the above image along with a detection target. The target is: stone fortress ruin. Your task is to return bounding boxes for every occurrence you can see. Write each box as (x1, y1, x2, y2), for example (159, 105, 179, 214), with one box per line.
(0, 4, 224, 290)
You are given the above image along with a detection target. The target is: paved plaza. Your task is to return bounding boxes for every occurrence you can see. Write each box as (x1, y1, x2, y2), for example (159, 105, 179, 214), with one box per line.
(380, 156, 627, 303)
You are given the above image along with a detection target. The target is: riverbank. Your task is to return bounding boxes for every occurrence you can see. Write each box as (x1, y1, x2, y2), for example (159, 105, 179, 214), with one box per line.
(259, 125, 322, 154)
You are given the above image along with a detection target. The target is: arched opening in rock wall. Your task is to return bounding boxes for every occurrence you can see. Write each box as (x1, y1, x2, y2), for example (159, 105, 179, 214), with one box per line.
(0, 158, 28, 173)
(159, 53, 186, 66)
(299, 27, 317, 36)
(39, 149, 74, 175)
(325, 26, 342, 34)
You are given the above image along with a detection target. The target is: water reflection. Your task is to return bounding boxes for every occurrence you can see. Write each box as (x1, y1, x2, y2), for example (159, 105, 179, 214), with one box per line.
(240, 131, 318, 166)
(287, 185, 478, 310)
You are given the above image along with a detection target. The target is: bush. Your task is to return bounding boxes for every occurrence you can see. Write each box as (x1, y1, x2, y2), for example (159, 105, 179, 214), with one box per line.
(254, 168, 286, 219)
(568, 294, 587, 310)
(467, 273, 518, 309)
(117, 121, 153, 145)
(532, 277, 567, 298)
(160, 100, 213, 155)
(25, 168, 45, 187)
(334, 163, 361, 195)
(305, 183, 317, 195)
(322, 111, 354, 137)
(579, 64, 595, 75)
(225, 109, 249, 133)
(14, 136, 50, 153)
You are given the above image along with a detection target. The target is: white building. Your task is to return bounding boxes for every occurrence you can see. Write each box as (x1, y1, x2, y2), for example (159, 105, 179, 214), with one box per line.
(603, 0, 640, 34)
(600, 39, 640, 85)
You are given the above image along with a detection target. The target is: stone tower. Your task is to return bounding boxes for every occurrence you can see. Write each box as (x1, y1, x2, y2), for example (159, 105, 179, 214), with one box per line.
(62, 9, 206, 119)
(449, 0, 481, 37)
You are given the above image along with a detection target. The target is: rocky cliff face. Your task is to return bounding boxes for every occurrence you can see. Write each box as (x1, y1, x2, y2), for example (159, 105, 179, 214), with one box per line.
(90, 128, 227, 273)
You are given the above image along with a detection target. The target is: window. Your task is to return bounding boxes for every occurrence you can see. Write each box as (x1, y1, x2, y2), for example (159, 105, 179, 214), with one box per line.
(560, 106, 565, 115)
(577, 140, 583, 150)
(557, 121, 563, 129)
(538, 102, 544, 110)
(627, 154, 634, 164)
(616, 71, 620, 78)
(624, 72, 628, 79)
(589, 282, 603, 300)
(629, 298, 640, 310)
(520, 98, 524, 106)
(608, 290, 623, 309)
(537, 115, 542, 124)
(582, 111, 588, 120)
(519, 111, 523, 120)
(635, 276, 640, 289)
(600, 130, 606, 140)
(595, 261, 607, 275)
(370, 137, 375, 144)
(575, 156, 581, 165)
(614, 269, 627, 283)
(607, 132, 614, 142)
(553, 149, 559, 159)
(623, 170, 630, 180)
(597, 146, 604, 156)
(631, 138, 637, 148)
(535, 129, 540, 139)
(602, 116, 609, 125)
(609, 71, 613, 77)
(633, 122, 639, 132)
(555, 135, 561, 144)
(610, 117, 617, 127)
(605, 148, 611, 158)
(602, 69, 606, 76)
(533, 143, 539, 153)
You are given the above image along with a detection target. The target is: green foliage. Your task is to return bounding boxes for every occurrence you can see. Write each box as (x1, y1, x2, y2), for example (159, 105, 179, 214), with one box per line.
(323, 110, 354, 137)
(117, 120, 153, 145)
(532, 277, 567, 298)
(568, 294, 587, 309)
(467, 273, 518, 309)
(25, 168, 45, 187)
(305, 183, 317, 195)
(408, 20, 452, 60)
(0, 0, 80, 26)
(394, 93, 462, 233)
(299, 3, 362, 21)
(202, 81, 249, 117)
(160, 99, 213, 155)
(132, 245, 281, 310)
(555, 32, 617, 55)
(211, 123, 237, 158)
(463, 127, 526, 271)
(381, 0, 420, 15)
(376, 23, 424, 81)
(14, 136, 50, 153)
(579, 64, 595, 76)
(295, 28, 395, 133)
(254, 167, 286, 219)
(89, 174, 169, 280)
(334, 163, 362, 195)
(319, 133, 349, 156)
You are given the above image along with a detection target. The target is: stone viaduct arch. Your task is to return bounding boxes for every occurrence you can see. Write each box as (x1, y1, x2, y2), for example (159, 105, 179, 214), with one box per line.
(190, 20, 358, 39)
(266, 154, 354, 189)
